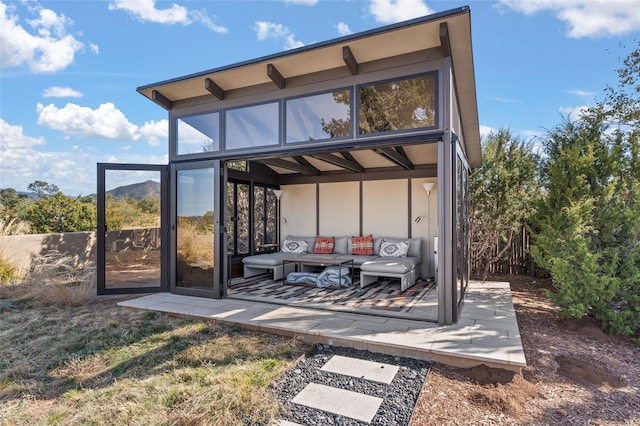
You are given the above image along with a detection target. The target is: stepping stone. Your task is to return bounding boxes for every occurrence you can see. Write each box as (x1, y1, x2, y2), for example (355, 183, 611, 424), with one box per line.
(291, 383, 383, 423)
(321, 355, 399, 384)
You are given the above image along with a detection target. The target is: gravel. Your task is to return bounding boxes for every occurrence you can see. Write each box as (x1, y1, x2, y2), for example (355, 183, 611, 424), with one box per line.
(270, 344, 431, 425)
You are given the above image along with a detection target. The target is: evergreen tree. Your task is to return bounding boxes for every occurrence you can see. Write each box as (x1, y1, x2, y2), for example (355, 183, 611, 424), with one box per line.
(469, 128, 539, 280)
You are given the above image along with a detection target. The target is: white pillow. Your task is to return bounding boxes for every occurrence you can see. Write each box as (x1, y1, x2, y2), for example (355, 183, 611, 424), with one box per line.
(281, 239, 308, 254)
(379, 240, 409, 258)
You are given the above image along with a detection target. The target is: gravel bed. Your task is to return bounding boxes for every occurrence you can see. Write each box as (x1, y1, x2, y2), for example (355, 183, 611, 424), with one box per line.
(270, 344, 431, 426)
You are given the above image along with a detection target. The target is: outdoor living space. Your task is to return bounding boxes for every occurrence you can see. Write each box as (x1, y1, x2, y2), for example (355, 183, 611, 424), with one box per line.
(119, 278, 525, 372)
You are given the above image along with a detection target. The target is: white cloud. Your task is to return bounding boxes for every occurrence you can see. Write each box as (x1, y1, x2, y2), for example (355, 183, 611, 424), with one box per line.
(37, 102, 140, 141)
(368, 0, 433, 24)
(0, 118, 45, 150)
(43, 86, 84, 98)
(498, 0, 640, 38)
(0, 118, 167, 195)
(559, 104, 591, 120)
(36, 102, 167, 146)
(254, 21, 304, 50)
(479, 125, 496, 141)
(486, 95, 518, 104)
(139, 119, 168, 146)
(566, 89, 596, 97)
(109, 0, 228, 33)
(336, 22, 352, 36)
(90, 43, 99, 54)
(0, 1, 84, 72)
(283, 0, 319, 5)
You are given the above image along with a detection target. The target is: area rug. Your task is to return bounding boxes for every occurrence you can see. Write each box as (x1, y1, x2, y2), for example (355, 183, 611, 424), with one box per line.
(227, 273, 437, 321)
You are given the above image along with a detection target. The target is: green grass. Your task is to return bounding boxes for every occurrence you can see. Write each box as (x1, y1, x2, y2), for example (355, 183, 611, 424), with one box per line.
(0, 297, 308, 425)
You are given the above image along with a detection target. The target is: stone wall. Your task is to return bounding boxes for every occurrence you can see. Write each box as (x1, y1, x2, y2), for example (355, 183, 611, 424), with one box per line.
(0, 228, 160, 274)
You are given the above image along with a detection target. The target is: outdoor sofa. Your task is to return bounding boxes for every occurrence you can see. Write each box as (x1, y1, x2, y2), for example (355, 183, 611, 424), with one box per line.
(242, 235, 422, 291)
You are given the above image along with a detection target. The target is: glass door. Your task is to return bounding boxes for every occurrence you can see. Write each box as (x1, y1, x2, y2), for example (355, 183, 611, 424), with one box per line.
(171, 161, 223, 297)
(97, 164, 168, 295)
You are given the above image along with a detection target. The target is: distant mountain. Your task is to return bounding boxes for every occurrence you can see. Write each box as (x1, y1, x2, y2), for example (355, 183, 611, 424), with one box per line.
(107, 180, 160, 201)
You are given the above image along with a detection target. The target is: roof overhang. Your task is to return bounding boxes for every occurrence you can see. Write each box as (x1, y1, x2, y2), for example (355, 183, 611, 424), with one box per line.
(137, 6, 481, 167)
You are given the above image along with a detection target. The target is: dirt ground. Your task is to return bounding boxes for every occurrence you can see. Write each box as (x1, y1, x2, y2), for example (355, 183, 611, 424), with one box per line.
(410, 275, 640, 425)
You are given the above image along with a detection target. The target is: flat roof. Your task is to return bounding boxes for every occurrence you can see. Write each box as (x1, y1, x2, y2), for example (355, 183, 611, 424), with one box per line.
(137, 6, 481, 167)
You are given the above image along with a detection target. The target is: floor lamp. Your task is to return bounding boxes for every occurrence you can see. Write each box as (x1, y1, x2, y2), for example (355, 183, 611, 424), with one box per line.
(272, 189, 284, 245)
(421, 182, 435, 280)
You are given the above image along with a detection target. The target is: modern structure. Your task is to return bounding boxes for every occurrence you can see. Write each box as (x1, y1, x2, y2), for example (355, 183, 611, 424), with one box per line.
(97, 6, 479, 326)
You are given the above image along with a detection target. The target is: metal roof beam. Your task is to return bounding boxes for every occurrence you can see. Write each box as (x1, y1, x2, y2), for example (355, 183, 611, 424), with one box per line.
(256, 158, 320, 175)
(267, 63, 285, 89)
(375, 147, 414, 169)
(151, 90, 173, 110)
(439, 22, 451, 57)
(312, 153, 364, 173)
(342, 46, 359, 75)
(204, 78, 225, 100)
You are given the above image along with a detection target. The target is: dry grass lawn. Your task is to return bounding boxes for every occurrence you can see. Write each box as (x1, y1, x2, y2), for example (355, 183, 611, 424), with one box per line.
(0, 289, 308, 425)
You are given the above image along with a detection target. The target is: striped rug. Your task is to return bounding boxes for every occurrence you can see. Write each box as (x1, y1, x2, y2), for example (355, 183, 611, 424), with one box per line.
(227, 274, 437, 320)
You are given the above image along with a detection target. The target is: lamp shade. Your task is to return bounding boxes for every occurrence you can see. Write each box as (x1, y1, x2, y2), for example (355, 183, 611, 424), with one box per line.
(421, 182, 435, 194)
(272, 189, 284, 199)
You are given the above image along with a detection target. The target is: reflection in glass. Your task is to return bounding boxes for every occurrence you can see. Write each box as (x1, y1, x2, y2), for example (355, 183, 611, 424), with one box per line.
(226, 182, 249, 255)
(176, 168, 214, 289)
(105, 170, 162, 289)
(286, 90, 351, 142)
(177, 112, 220, 155)
(225, 102, 279, 150)
(358, 74, 436, 135)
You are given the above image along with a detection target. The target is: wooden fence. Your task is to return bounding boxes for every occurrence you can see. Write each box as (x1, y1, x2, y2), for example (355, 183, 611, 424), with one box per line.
(471, 225, 534, 277)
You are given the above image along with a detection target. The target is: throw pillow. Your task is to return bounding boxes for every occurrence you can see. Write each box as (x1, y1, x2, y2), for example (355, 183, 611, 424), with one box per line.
(352, 235, 374, 256)
(313, 237, 335, 254)
(281, 239, 308, 254)
(379, 240, 409, 258)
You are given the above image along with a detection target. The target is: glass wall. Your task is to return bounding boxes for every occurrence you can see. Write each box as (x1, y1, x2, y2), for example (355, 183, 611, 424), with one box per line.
(177, 112, 220, 155)
(358, 73, 436, 135)
(103, 169, 162, 290)
(173, 71, 439, 160)
(226, 182, 250, 255)
(225, 101, 280, 150)
(455, 150, 470, 311)
(286, 89, 351, 143)
(176, 168, 215, 289)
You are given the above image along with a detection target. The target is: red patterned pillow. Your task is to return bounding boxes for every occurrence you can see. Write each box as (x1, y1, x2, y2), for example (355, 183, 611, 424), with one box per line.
(313, 237, 335, 254)
(351, 235, 374, 256)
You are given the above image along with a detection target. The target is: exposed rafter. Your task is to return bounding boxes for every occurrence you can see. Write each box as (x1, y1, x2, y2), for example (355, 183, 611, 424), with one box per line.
(204, 78, 225, 100)
(256, 158, 320, 175)
(267, 63, 285, 89)
(439, 22, 451, 57)
(312, 153, 364, 173)
(375, 147, 414, 170)
(293, 156, 315, 168)
(342, 46, 359, 75)
(151, 90, 173, 110)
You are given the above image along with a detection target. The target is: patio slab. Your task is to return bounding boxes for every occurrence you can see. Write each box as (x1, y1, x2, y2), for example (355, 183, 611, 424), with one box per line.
(117, 280, 526, 371)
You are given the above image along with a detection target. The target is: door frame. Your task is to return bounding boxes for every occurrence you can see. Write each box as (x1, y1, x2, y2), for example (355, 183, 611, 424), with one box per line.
(97, 163, 169, 295)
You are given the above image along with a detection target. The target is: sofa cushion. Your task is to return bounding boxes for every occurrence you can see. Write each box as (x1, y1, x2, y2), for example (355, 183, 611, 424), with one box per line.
(283, 235, 316, 253)
(376, 237, 422, 258)
(350, 235, 374, 255)
(313, 237, 335, 254)
(282, 239, 308, 254)
(242, 252, 291, 266)
(333, 236, 348, 254)
(379, 240, 409, 257)
(360, 257, 421, 274)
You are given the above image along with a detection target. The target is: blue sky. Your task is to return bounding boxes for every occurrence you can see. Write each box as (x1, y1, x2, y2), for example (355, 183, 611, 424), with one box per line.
(1, 0, 639, 196)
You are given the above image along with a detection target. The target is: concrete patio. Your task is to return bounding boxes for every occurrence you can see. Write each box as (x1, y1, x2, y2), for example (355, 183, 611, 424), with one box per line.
(118, 280, 526, 372)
